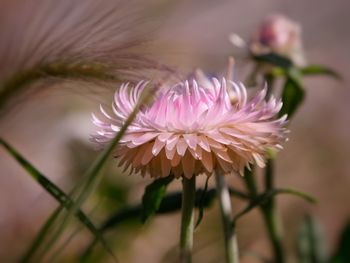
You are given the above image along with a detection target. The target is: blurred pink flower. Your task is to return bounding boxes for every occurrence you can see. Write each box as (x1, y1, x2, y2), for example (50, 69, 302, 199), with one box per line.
(92, 78, 287, 178)
(251, 14, 306, 66)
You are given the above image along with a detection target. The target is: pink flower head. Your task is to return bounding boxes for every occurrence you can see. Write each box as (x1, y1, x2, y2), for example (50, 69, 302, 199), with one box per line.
(251, 14, 306, 66)
(92, 78, 287, 178)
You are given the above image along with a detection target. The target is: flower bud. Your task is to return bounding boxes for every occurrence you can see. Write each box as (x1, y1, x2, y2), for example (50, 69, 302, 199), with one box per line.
(251, 14, 306, 66)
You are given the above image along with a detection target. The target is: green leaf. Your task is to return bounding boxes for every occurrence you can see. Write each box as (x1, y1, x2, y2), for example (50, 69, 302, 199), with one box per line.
(98, 178, 129, 207)
(100, 189, 216, 231)
(82, 189, 217, 258)
(279, 77, 305, 118)
(0, 138, 116, 262)
(296, 215, 328, 263)
(141, 176, 174, 223)
(252, 52, 293, 69)
(273, 188, 316, 203)
(329, 220, 350, 263)
(195, 176, 209, 228)
(270, 67, 288, 77)
(277, 65, 340, 119)
(232, 187, 315, 225)
(300, 65, 341, 80)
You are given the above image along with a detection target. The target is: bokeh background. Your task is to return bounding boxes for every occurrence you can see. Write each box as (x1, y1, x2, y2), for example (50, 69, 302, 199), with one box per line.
(0, 0, 349, 262)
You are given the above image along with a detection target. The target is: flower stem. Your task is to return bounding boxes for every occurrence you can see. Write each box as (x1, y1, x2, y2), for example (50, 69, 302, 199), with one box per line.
(262, 205, 284, 263)
(263, 73, 285, 262)
(265, 73, 275, 99)
(180, 176, 196, 263)
(243, 165, 285, 263)
(215, 172, 239, 263)
(262, 160, 284, 263)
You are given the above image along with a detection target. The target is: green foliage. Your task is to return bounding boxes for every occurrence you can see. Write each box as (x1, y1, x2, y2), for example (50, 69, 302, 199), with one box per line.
(301, 65, 341, 80)
(98, 178, 129, 208)
(22, 208, 63, 262)
(247, 36, 342, 263)
(242, 167, 258, 196)
(278, 64, 340, 119)
(252, 52, 293, 69)
(0, 138, 114, 262)
(101, 189, 216, 232)
(254, 54, 341, 121)
(280, 76, 305, 118)
(273, 188, 316, 203)
(81, 189, 217, 259)
(0, 25, 341, 262)
(297, 215, 328, 263)
(329, 220, 350, 263)
(66, 139, 130, 209)
(11, 86, 154, 262)
(141, 176, 174, 223)
(232, 188, 315, 226)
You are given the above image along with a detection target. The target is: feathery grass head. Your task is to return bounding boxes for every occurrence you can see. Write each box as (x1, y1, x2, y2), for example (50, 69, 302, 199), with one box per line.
(0, 0, 175, 112)
(92, 74, 288, 178)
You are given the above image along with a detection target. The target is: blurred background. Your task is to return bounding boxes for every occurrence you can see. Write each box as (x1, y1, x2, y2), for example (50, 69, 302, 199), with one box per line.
(0, 0, 349, 262)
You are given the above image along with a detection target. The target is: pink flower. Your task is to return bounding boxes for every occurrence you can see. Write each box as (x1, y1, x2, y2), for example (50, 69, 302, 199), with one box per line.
(251, 14, 306, 66)
(92, 77, 287, 178)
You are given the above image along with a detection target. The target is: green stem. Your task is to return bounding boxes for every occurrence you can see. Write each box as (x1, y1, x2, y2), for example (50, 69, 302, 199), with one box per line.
(242, 168, 257, 196)
(262, 160, 284, 263)
(265, 73, 275, 99)
(261, 205, 284, 263)
(180, 176, 196, 263)
(264, 73, 285, 262)
(243, 165, 285, 263)
(215, 172, 239, 263)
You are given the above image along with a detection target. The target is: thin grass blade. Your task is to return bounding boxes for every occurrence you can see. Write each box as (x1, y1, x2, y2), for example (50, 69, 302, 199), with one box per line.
(0, 138, 116, 262)
(37, 85, 154, 261)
